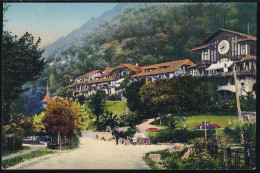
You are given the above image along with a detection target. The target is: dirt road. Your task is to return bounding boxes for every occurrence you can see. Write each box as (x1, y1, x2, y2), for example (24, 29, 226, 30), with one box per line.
(8, 132, 170, 170)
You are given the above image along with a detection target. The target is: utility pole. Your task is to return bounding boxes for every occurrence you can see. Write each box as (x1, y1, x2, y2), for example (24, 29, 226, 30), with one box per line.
(205, 121, 207, 142)
(233, 63, 242, 121)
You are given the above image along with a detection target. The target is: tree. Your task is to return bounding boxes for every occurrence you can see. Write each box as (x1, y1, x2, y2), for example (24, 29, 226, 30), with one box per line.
(124, 80, 145, 114)
(41, 98, 81, 136)
(3, 31, 45, 124)
(104, 46, 116, 66)
(89, 90, 106, 130)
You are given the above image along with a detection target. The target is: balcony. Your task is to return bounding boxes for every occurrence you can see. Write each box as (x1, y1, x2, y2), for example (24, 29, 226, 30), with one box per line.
(237, 69, 256, 76)
(218, 85, 236, 92)
(196, 60, 211, 66)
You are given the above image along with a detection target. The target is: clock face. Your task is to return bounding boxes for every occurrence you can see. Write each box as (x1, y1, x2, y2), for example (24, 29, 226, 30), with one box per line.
(218, 40, 230, 54)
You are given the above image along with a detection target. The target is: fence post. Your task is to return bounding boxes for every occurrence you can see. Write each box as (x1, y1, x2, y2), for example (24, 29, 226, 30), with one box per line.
(244, 143, 250, 168)
(58, 131, 61, 151)
(64, 136, 66, 150)
(227, 147, 231, 161)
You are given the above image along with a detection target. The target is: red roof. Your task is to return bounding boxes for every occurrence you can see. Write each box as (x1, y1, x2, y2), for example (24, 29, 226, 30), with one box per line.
(131, 59, 195, 78)
(113, 64, 142, 72)
(76, 70, 101, 79)
(42, 92, 51, 102)
(103, 67, 114, 74)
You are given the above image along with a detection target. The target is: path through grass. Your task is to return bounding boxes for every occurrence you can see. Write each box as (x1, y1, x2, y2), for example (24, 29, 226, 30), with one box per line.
(2, 149, 57, 169)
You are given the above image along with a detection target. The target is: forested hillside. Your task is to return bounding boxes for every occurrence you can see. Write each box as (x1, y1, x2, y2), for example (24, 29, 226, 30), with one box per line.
(30, 3, 257, 95)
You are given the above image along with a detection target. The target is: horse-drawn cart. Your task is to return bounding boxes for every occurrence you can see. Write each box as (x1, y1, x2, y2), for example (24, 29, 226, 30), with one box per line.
(112, 127, 150, 145)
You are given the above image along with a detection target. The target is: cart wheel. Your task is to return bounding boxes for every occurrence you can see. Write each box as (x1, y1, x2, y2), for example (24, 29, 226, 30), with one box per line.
(137, 137, 144, 145)
(125, 139, 130, 146)
(144, 138, 150, 145)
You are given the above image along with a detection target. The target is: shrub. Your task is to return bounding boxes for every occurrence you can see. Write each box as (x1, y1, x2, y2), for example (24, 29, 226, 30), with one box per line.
(151, 128, 216, 144)
(76, 95, 86, 105)
(107, 94, 121, 101)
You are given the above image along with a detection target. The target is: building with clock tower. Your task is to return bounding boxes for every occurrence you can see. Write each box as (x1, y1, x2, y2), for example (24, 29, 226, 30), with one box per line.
(188, 28, 256, 99)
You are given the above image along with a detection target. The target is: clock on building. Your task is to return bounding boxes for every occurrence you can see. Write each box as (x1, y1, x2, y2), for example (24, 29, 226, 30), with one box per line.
(218, 40, 230, 54)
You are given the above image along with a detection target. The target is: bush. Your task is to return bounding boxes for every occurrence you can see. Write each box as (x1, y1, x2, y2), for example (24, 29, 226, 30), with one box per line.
(107, 94, 121, 101)
(76, 95, 86, 105)
(2, 149, 56, 169)
(151, 128, 216, 144)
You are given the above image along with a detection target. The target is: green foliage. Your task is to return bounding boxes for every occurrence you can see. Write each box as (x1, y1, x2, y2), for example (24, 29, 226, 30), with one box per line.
(125, 80, 145, 114)
(2, 146, 30, 157)
(2, 149, 57, 169)
(3, 31, 45, 124)
(150, 128, 216, 144)
(140, 75, 219, 117)
(54, 87, 73, 99)
(98, 111, 120, 131)
(107, 94, 121, 101)
(89, 90, 106, 130)
(76, 94, 86, 105)
(224, 122, 256, 145)
(223, 125, 241, 144)
(105, 101, 127, 114)
(30, 3, 256, 96)
(240, 92, 256, 111)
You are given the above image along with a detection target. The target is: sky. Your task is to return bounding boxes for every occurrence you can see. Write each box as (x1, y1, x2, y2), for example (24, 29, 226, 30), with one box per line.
(4, 3, 118, 48)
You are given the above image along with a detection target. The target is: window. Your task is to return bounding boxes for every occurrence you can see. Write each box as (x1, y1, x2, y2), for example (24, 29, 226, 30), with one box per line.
(204, 51, 208, 60)
(241, 44, 245, 55)
(210, 49, 214, 62)
(231, 36, 238, 56)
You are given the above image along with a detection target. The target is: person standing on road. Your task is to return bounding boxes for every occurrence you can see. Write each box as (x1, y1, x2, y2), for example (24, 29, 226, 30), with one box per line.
(112, 129, 119, 145)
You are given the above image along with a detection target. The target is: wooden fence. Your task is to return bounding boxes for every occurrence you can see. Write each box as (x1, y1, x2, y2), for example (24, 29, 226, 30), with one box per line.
(60, 138, 73, 148)
(206, 143, 256, 168)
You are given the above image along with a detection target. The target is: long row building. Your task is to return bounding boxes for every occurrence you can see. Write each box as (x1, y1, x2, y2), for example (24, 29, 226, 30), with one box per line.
(65, 28, 256, 99)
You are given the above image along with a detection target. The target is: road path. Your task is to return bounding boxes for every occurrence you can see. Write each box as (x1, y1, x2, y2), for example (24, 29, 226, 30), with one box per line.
(136, 118, 163, 133)
(2, 137, 47, 161)
(8, 131, 170, 170)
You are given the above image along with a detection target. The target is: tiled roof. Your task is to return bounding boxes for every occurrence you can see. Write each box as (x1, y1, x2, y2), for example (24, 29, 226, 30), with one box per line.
(240, 55, 256, 62)
(131, 59, 195, 78)
(113, 64, 142, 72)
(103, 67, 114, 74)
(65, 83, 76, 88)
(191, 44, 211, 51)
(86, 77, 115, 85)
(76, 70, 101, 79)
(42, 92, 51, 102)
(187, 64, 197, 68)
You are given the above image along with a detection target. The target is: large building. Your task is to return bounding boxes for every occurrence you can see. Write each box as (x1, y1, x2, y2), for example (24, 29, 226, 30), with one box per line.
(187, 28, 256, 98)
(65, 59, 195, 97)
(66, 28, 256, 99)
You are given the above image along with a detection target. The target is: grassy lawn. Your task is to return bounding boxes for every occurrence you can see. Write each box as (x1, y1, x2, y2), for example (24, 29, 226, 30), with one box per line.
(176, 115, 238, 130)
(105, 101, 127, 114)
(2, 149, 57, 169)
(151, 115, 238, 135)
(146, 129, 158, 137)
(2, 146, 31, 157)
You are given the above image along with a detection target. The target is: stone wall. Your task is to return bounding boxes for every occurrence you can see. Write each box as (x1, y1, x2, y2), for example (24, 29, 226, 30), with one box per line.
(93, 132, 114, 141)
(241, 111, 256, 122)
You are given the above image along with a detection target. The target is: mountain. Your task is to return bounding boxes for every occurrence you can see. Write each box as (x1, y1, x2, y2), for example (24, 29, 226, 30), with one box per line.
(41, 3, 158, 61)
(25, 2, 256, 117)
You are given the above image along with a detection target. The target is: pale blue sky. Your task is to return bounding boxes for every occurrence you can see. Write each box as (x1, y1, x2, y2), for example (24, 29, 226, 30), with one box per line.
(4, 3, 118, 47)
